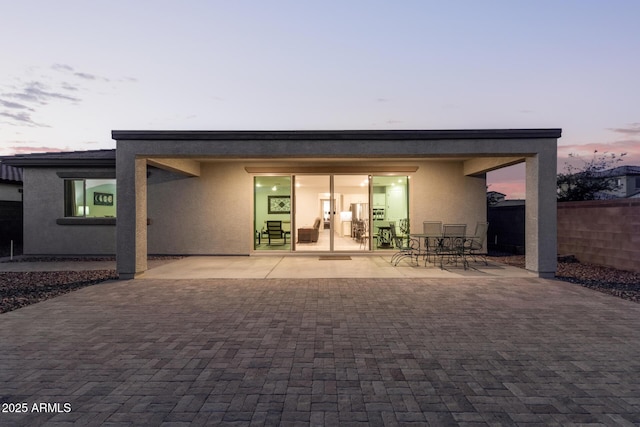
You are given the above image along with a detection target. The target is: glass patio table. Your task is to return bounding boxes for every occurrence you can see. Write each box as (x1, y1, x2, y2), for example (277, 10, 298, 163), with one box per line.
(409, 233, 445, 265)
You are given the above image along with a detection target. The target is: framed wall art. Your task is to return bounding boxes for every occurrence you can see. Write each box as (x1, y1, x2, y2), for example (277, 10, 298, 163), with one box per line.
(94, 192, 114, 206)
(268, 195, 290, 214)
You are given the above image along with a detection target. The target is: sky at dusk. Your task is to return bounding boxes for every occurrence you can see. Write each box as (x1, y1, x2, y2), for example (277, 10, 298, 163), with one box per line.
(1, 1, 639, 198)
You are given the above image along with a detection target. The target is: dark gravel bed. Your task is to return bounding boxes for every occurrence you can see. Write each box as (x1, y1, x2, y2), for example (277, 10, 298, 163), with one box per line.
(1, 270, 118, 313)
(488, 255, 640, 303)
(1, 256, 639, 314)
(0, 256, 181, 314)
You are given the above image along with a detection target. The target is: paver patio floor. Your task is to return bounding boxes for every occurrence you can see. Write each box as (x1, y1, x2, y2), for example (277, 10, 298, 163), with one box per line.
(1, 276, 639, 426)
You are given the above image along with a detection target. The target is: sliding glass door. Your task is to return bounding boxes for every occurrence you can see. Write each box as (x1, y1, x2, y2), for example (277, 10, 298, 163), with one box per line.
(333, 175, 370, 251)
(253, 173, 409, 253)
(371, 176, 409, 252)
(254, 176, 291, 251)
(293, 175, 370, 252)
(294, 175, 330, 251)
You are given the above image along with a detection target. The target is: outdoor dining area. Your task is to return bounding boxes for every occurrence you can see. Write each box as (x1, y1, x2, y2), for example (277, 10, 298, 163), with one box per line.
(389, 221, 489, 270)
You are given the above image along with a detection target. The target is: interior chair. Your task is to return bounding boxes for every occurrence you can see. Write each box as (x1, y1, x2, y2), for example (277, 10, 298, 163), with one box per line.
(266, 220, 287, 245)
(464, 222, 489, 265)
(437, 224, 467, 269)
(358, 220, 370, 249)
(352, 219, 363, 242)
(389, 223, 419, 266)
(399, 218, 410, 245)
(297, 218, 321, 243)
(422, 221, 443, 265)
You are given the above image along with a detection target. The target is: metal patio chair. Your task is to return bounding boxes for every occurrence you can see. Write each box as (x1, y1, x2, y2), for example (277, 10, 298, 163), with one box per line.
(389, 223, 419, 266)
(463, 222, 489, 266)
(422, 221, 443, 265)
(436, 223, 467, 269)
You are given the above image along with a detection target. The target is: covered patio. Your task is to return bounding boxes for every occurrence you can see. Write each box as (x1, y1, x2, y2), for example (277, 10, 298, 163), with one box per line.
(112, 129, 561, 279)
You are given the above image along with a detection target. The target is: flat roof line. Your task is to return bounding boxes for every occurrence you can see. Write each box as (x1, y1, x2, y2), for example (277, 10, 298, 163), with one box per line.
(112, 129, 562, 141)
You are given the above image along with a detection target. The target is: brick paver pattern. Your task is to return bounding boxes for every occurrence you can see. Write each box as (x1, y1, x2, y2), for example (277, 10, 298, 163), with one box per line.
(1, 277, 639, 426)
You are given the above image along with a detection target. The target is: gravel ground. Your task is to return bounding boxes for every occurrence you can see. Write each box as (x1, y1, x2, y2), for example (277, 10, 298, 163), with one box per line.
(1, 256, 639, 314)
(0, 270, 118, 313)
(488, 254, 640, 303)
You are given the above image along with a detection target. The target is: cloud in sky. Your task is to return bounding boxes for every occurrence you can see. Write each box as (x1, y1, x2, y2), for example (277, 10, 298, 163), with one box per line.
(0, 64, 134, 131)
(1, 77, 81, 128)
(0, 111, 46, 127)
(607, 123, 640, 135)
(52, 63, 109, 82)
(0, 99, 34, 110)
(3, 81, 81, 105)
(7, 146, 67, 154)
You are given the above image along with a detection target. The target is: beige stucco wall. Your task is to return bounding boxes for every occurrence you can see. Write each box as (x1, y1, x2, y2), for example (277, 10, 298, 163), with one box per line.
(22, 168, 116, 255)
(22, 160, 486, 256)
(147, 163, 252, 254)
(410, 161, 487, 229)
(146, 159, 485, 254)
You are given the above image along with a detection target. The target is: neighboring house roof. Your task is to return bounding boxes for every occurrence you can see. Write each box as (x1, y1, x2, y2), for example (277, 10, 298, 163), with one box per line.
(0, 159, 23, 183)
(491, 199, 525, 207)
(487, 191, 506, 197)
(595, 165, 640, 178)
(2, 149, 116, 167)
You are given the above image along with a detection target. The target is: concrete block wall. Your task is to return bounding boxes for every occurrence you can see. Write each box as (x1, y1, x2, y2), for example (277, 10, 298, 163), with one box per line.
(558, 199, 640, 273)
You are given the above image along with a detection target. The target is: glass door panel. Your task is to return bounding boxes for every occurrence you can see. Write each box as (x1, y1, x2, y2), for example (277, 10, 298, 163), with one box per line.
(371, 176, 409, 252)
(334, 175, 370, 251)
(254, 176, 291, 251)
(294, 175, 330, 251)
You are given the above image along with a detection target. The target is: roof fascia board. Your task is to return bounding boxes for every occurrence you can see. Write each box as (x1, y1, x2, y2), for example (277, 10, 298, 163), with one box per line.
(112, 129, 562, 141)
(4, 158, 116, 167)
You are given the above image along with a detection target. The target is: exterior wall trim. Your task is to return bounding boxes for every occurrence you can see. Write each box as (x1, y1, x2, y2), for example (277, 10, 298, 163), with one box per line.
(56, 171, 116, 179)
(245, 166, 419, 174)
(56, 218, 116, 225)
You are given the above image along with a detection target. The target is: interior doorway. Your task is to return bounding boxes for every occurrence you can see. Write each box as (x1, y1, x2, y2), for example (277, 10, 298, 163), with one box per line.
(294, 174, 370, 252)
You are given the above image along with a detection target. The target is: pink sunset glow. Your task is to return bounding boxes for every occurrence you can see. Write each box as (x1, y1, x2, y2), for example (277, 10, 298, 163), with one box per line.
(486, 136, 640, 200)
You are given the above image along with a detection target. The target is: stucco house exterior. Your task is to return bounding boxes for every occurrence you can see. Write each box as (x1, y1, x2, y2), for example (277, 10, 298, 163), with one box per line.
(595, 165, 640, 199)
(0, 159, 23, 202)
(0, 159, 24, 253)
(5, 129, 561, 279)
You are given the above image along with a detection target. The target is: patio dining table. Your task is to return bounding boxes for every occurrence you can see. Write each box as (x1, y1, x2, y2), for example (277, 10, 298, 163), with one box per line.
(409, 232, 468, 269)
(409, 233, 442, 263)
